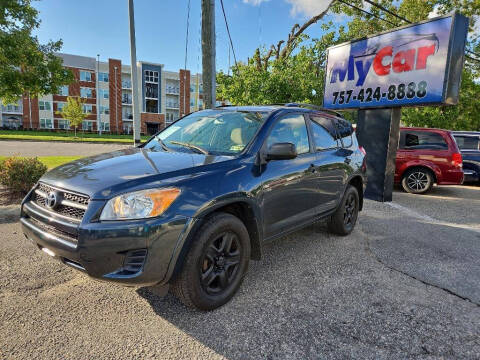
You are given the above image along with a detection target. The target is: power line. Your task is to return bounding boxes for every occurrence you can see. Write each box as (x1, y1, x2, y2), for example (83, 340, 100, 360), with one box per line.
(337, 0, 399, 27)
(363, 0, 411, 24)
(341, 0, 479, 63)
(219, 0, 237, 66)
(466, 49, 480, 59)
(184, 0, 191, 70)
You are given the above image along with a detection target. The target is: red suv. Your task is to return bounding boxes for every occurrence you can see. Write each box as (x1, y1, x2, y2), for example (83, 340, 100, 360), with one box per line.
(395, 128, 464, 194)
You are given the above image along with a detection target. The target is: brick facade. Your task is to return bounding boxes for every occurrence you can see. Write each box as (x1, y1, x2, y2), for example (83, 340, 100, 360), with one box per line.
(140, 112, 165, 134)
(108, 59, 123, 134)
(179, 69, 191, 117)
(22, 95, 39, 129)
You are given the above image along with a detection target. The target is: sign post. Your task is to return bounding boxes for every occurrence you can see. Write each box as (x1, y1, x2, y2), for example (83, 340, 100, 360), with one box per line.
(322, 13, 469, 201)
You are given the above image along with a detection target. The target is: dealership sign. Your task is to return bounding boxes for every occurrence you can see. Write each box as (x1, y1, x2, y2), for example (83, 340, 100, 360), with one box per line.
(323, 13, 469, 110)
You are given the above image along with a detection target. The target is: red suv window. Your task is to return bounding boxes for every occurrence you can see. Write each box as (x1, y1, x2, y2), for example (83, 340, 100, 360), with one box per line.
(400, 131, 448, 150)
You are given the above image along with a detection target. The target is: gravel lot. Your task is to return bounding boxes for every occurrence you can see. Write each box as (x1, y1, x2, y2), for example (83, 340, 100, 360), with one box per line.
(0, 140, 131, 157)
(0, 185, 479, 359)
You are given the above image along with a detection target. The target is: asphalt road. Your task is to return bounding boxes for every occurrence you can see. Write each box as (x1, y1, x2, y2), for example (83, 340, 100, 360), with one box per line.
(0, 140, 131, 157)
(0, 185, 479, 359)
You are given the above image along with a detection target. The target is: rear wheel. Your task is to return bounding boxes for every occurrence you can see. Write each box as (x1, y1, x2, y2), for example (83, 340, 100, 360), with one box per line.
(401, 168, 433, 194)
(327, 185, 359, 236)
(170, 212, 250, 310)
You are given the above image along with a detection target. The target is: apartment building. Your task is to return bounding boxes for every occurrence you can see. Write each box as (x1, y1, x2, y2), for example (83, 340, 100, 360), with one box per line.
(0, 53, 207, 135)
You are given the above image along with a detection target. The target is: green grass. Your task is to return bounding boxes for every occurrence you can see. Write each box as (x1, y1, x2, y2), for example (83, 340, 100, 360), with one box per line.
(0, 156, 83, 169)
(0, 130, 149, 143)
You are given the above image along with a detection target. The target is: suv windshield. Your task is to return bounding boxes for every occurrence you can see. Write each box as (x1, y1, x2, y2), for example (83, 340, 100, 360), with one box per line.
(144, 110, 266, 155)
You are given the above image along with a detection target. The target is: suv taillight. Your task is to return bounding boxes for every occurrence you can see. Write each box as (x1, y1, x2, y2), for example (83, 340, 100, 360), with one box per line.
(359, 146, 366, 156)
(452, 152, 463, 168)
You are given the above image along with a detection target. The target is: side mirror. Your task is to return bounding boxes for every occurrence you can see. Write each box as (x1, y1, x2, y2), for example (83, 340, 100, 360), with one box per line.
(266, 142, 297, 161)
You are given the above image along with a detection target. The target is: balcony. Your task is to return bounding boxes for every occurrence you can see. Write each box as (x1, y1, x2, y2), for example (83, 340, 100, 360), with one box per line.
(2, 105, 23, 114)
(122, 95, 132, 105)
(122, 113, 133, 120)
(122, 80, 132, 89)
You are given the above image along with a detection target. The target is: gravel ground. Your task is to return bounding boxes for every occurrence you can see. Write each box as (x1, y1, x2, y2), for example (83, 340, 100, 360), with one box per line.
(0, 185, 479, 359)
(0, 140, 131, 157)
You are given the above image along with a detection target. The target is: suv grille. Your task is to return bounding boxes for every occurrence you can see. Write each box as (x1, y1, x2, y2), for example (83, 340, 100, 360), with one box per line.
(33, 183, 89, 220)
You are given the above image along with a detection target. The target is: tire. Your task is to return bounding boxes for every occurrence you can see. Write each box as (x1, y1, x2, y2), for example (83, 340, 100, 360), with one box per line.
(327, 185, 359, 236)
(170, 212, 250, 311)
(401, 167, 433, 194)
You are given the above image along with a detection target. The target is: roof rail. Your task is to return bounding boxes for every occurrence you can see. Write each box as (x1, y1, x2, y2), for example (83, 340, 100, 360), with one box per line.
(267, 103, 345, 118)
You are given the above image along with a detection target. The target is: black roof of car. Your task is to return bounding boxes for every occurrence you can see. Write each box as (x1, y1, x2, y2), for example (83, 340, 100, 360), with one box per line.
(216, 103, 344, 118)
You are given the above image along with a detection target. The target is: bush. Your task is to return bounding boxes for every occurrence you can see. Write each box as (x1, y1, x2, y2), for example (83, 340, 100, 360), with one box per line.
(0, 157, 47, 194)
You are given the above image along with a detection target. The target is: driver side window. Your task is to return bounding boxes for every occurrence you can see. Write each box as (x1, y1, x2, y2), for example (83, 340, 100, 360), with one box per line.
(267, 114, 310, 155)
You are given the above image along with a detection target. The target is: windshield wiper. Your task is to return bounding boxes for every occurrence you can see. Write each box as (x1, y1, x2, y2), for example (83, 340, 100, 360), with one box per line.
(169, 141, 209, 155)
(156, 138, 171, 152)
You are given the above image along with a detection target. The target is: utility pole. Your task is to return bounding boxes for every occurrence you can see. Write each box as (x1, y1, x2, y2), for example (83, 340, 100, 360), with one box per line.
(201, 0, 216, 109)
(128, 0, 141, 144)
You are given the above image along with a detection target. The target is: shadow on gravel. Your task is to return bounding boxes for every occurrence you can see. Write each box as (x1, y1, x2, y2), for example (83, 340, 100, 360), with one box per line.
(136, 221, 480, 359)
(0, 206, 20, 224)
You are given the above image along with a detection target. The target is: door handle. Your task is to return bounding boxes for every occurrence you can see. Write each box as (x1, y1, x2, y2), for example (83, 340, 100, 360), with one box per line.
(344, 158, 351, 165)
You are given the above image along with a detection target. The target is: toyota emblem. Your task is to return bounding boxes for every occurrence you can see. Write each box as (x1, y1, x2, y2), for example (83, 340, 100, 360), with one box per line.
(46, 191, 57, 208)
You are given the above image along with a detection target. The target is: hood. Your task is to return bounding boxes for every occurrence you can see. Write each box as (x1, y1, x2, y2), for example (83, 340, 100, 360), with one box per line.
(40, 148, 234, 199)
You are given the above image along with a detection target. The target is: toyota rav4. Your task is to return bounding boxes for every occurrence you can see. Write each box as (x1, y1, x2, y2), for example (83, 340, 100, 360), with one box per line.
(20, 104, 366, 310)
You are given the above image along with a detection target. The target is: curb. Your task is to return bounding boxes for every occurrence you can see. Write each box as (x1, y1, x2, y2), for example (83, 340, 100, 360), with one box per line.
(0, 138, 137, 146)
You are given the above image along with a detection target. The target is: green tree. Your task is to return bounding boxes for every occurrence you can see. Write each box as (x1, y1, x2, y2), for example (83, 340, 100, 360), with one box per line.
(0, 0, 73, 105)
(218, 0, 480, 130)
(56, 97, 89, 137)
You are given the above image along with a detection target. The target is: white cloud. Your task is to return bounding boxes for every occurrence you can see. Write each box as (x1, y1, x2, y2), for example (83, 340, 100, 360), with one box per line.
(285, 0, 334, 17)
(242, 0, 270, 6)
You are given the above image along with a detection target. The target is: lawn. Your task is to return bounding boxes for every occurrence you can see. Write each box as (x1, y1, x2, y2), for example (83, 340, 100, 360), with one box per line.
(0, 156, 83, 169)
(0, 130, 149, 143)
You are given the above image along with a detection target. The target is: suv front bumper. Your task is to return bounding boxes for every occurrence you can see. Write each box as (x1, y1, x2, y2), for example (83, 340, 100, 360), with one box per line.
(21, 198, 192, 287)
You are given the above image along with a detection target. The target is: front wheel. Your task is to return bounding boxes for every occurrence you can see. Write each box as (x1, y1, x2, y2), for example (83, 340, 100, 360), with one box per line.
(327, 185, 359, 236)
(170, 212, 250, 311)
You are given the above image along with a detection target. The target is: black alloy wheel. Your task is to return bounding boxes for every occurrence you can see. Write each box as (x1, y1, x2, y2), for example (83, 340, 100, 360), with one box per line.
(343, 192, 357, 228)
(200, 231, 241, 295)
(327, 185, 359, 236)
(170, 212, 250, 310)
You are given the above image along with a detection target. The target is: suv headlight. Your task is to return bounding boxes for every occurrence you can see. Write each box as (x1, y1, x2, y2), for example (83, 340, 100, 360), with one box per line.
(100, 188, 181, 220)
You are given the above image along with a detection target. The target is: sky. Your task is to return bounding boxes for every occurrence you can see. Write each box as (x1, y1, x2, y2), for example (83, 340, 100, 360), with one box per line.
(32, 0, 337, 73)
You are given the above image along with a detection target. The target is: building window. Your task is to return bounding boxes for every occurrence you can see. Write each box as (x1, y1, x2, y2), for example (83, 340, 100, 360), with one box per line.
(56, 102, 66, 112)
(58, 85, 69, 96)
(146, 99, 158, 113)
(98, 72, 109, 82)
(80, 71, 92, 82)
(80, 87, 94, 98)
(82, 104, 93, 113)
(82, 120, 94, 131)
(123, 122, 133, 134)
(145, 83, 158, 98)
(100, 122, 110, 131)
(145, 70, 159, 83)
(122, 93, 132, 104)
(38, 101, 51, 111)
(57, 119, 70, 129)
(99, 105, 109, 115)
(99, 89, 109, 99)
(122, 79, 132, 88)
(39, 118, 53, 129)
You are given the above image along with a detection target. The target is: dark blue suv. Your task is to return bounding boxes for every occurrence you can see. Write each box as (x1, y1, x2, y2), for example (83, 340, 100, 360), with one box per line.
(20, 104, 366, 310)
(453, 131, 480, 183)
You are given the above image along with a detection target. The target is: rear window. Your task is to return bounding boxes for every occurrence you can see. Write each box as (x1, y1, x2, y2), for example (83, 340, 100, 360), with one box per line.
(454, 135, 480, 150)
(311, 115, 353, 148)
(400, 131, 448, 150)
